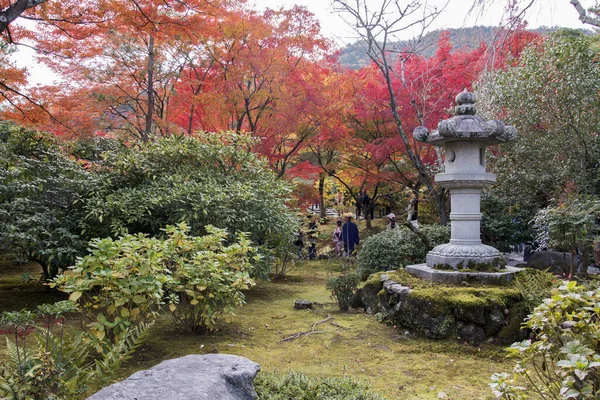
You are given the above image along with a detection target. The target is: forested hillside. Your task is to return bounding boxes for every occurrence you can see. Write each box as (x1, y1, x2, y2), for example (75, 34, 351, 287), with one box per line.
(338, 26, 579, 69)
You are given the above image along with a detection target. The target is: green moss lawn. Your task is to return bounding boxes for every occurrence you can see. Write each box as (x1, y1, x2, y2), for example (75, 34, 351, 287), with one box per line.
(0, 218, 514, 399)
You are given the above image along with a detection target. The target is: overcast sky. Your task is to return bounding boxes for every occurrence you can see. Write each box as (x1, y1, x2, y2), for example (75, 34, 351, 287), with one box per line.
(250, 0, 589, 45)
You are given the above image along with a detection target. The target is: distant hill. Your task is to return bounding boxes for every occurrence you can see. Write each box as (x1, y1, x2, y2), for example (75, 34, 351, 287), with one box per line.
(338, 26, 585, 70)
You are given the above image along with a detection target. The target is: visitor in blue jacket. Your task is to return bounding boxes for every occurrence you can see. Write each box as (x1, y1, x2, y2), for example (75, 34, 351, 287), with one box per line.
(341, 214, 360, 256)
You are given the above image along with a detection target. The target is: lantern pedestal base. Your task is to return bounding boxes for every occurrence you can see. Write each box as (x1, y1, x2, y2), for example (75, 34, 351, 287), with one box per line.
(426, 243, 505, 270)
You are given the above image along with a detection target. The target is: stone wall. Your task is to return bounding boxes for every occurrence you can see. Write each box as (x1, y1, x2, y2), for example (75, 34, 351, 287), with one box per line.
(354, 271, 529, 345)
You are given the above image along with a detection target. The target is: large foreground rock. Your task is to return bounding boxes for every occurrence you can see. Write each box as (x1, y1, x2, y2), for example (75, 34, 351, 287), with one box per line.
(87, 354, 260, 400)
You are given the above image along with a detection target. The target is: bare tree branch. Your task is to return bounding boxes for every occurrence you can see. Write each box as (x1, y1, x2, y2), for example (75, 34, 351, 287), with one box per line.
(0, 0, 48, 34)
(333, 0, 449, 224)
(570, 0, 600, 28)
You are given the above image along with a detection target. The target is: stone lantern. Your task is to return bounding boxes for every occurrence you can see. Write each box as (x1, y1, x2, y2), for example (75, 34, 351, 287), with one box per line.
(412, 89, 517, 270)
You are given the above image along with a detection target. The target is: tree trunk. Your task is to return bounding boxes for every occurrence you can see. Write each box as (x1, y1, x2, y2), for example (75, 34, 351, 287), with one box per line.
(144, 33, 155, 142)
(319, 174, 326, 219)
(187, 104, 195, 135)
(39, 260, 50, 283)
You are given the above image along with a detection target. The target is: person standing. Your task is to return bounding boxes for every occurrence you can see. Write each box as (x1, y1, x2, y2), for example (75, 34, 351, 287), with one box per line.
(355, 190, 363, 219)
(386, 213, 402, 238)
(307, 216, 318, 260)
(386, 213, 397, 230)
(341, 214, 360, 256)
(332, 219, 343, 257)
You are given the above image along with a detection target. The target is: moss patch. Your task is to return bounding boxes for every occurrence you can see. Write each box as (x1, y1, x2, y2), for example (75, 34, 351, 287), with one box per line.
(409, 287, 520, 312)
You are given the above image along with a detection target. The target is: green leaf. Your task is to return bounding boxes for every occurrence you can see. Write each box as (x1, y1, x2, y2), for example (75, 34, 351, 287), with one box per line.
(69, 291, 83, 302)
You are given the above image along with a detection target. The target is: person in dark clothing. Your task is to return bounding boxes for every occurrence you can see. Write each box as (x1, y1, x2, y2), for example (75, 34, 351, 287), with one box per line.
(355, 190, 363, 219)
(524, 242, 533, 262)
(307, 216, 318, 260)
(341, 214, 360, 256)
(294, 228, 304, 259)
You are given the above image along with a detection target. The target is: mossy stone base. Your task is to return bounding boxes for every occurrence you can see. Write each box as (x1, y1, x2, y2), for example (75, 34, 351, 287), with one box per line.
(358, 270, 526, 344)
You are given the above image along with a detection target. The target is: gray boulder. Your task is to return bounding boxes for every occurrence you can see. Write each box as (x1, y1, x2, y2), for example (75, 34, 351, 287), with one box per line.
(457, 322, 486, 345)
(526, 251, 571, 275)
(87, 354, 260, 400)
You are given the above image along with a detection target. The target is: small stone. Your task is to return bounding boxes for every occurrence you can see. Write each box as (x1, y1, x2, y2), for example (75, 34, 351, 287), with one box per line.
(437, 391, 449, 399)
(379, 274, 389, 281)
(294, 300, 312, 310)
(460, 281, 470, 286)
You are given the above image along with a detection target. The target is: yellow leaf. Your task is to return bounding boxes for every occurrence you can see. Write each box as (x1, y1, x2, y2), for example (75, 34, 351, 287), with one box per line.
(94, 330, 105, 340)
(130, 308, 140, 319)
(190, 299, 199, 305)
(69, 291, 82, 302)
(121, 308, 130, 317)
(168, 303, 176, 312)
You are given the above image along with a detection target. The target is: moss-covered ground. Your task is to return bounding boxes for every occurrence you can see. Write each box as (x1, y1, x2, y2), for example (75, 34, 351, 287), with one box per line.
(0, 218, 514, 400)
(115, 259, 510, 400)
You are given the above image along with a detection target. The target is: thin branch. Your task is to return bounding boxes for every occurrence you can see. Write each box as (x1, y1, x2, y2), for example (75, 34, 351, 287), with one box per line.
(278, 315, 334, 342)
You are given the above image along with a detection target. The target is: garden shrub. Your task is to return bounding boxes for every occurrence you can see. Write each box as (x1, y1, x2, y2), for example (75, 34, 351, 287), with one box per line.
(254, 371, 386, 400)
(52, 223, 256, 340)
(0, 122, 90, 281)
(326, 273, 359, 311)
(356, 225, 449, 280)
(490, 281, 600, 399)
(0, 301, 149, 399)
(80, 132, 297, 274)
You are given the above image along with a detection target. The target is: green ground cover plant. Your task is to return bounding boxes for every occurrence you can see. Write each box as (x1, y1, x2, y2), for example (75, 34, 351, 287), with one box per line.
(490, 281, 600, 399)
(0, 301, 150, 399)
(254, 371, 386, 399)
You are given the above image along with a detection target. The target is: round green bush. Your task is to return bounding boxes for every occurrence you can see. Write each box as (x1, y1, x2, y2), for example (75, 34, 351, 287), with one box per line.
(356, 225, 449, 280)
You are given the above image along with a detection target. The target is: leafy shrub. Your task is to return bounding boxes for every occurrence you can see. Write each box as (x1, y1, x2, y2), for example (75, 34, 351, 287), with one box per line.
(356, 225, 449, 280)
(163, 225, 256, 333)
(481, 191, 535, 253)
(0, 122, 90, 280)
(0, 301, 149, 399)
(490, 281, 600, 399)
(80, 132, 297, 266)
(53, 223, 256, 340)
(326, 273, 359, 311)
(532, 198, 600, 275)
(254, 371, 386, 400)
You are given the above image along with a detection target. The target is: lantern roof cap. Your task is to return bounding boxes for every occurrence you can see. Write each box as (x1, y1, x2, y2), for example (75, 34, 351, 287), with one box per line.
(412, 89, 517, 146)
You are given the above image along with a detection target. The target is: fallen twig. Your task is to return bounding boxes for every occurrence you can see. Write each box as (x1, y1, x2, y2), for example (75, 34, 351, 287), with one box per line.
(279, 315, 337, 342)
(330, 320, 349, 330)
(311, 316, 332, 331)
(279, 330, 327, 342)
